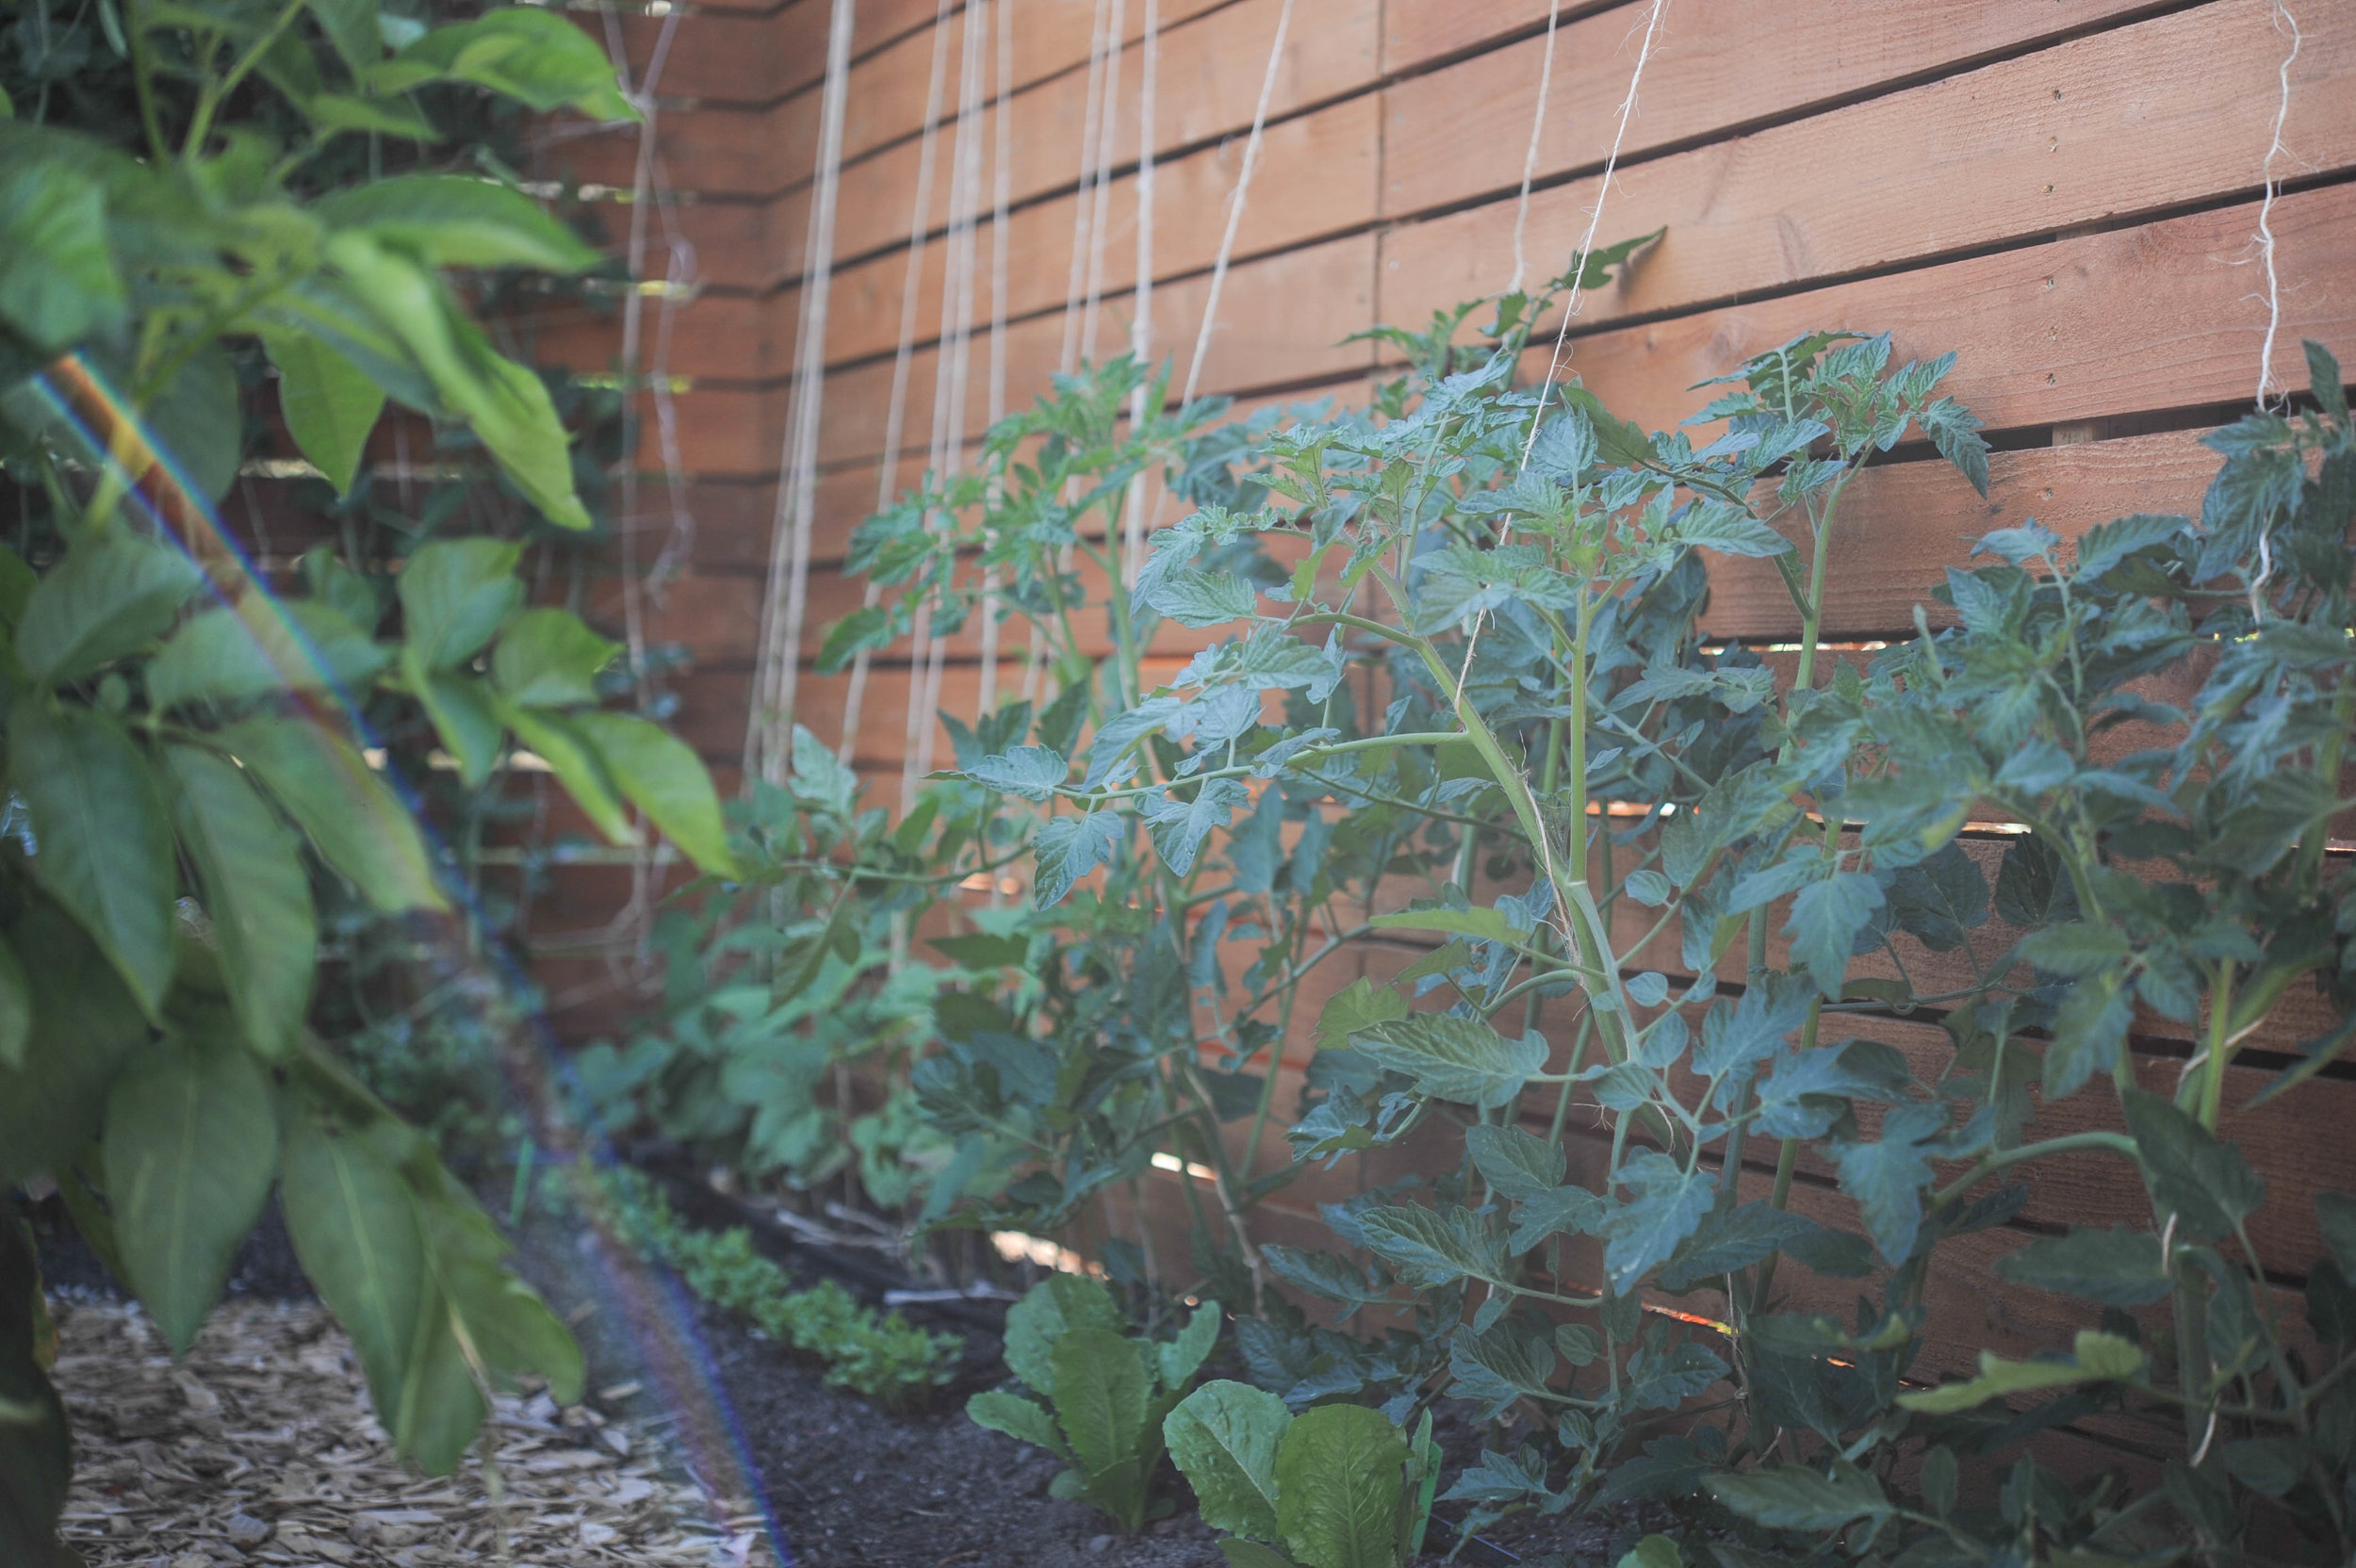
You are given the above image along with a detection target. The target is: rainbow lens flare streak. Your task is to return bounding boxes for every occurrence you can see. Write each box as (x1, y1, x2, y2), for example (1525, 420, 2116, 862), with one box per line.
(23, 351, 794, 1567)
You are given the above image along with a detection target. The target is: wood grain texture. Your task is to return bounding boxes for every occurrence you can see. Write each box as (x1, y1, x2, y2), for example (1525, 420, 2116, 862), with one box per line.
(1382, 0, 2356, 339)
(1380, 0, 2178, 219)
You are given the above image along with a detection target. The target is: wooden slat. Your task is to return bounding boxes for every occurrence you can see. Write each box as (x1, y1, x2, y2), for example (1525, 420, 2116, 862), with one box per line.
(1383, 0, 2356, 346)
(1383, 0, 2179, 220)
(543, 0, 1372, 201)
(1550, 183, 2356, 437)
(632, 232, 1375, 472)
(1381, 0, 1575, 74)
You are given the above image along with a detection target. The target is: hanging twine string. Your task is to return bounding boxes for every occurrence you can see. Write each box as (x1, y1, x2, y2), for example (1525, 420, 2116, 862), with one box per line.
(1448, 0, 1668, 718)
(747, 0, 858, 785)
(2249, 0, 2302, 620)
(1118, 0, 1160, 591)
(976, 0, 1017, 722)
(1079, 0, 1130, 367)
(837, 0, 958, 766)
(1176, 0, 1295, 412)
(905, 0, 996, 812)
(1506, 0, 1564, 297)
(1058, 0, 1118, 377)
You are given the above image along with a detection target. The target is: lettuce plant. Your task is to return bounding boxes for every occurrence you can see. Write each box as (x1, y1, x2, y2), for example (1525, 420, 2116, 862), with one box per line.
(968, 1273, 1221, 1532)
(1166, 1380, 1442, 1568)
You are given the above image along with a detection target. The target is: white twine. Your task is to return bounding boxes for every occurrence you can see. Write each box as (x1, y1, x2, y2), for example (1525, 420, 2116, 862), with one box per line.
(1118, 0, 1160, 590)
(2248, 1, 2302, 622)
(976, 0, 1017, 722)
(1450, 0, 1668, 715)
(1507, 0, 1564, 297)
(1058, 0, 1118, 376)
(747, 0, 857, 784)
(904, 0, 996, 812)
(1079, 0, 1130, 367)
(838, 0, 958, 766)
(1176, 0, 1295, 412)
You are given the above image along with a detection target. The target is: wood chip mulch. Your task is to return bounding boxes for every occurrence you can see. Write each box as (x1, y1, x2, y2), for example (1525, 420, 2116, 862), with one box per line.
(49, 1294, 782, 1568)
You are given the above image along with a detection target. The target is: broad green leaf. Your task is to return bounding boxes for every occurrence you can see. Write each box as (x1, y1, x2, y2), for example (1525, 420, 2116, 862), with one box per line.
(1033, 811, 1124, 907)
(1619, 1537, 1682, 1568)
(1159, 1300, 1221, 1392)
(213, 716, 448, 912)
(571, 710, 740, 878)
(163, 745, 315, 1059)
(0, 895, 149, 1186)
(1895, 1330, 2143, 1413)
(2121, 1087, 2265, 1244)
(969, 1389, 1071, 1460)
(1708, 1461, 1891, 1528)
(1832, 1100, 1950, 1264)
(0, 157, 125, 351)
(1049, 1326, 1150, 1479)
(1350, 1014, 1546, 1108)
(321, 235, 591, 531)
(0, 942, 25, 1070)
(498, 702, 636, 846)
(1993, 1227, 2171, 1306)
(1657, 1201, 1822, 1290)
(490, 607, 617, 707)
(1002, 1273, 1125, 1397)
(392, 1277, 484, 1475)
(367, 8, 640, 121)
(1506, 1184, 1608, 1254)
(280, 1100, 426, 1420)
(959, 745, 1069, 802)
(398, 538, 524, 671)
(317, 175, 600, 272)
(412, 665, 502, 788)
(1465, 1125, 1564, 1201)
(1316, 978, 1407, 1053)
(1142, 776, 1249, 876)
(146, 600, 389, 713)
(102, 1023, 278, 1354)
(1165, 1380, 1286, 1543)
(1448, 1325, 1558, 1421)
(14, 531, 204, 686)
(10, 702, 175, 1018)
(264, 330, 384, 494)
(1273, 1403, 1406, 1568)
(1147, 569, 1258, 628)
(140, 340, 242, 502)
(306, 0, 383, 73)
(404, 1168, 583, 1426)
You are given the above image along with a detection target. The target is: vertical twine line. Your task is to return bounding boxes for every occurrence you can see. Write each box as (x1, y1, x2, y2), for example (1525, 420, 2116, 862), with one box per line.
(2249, 0, 2301, 620)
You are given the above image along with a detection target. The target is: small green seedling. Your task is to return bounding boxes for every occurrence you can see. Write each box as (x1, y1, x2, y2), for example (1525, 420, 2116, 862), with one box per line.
(968, 1274, 1221, 1533)
(1164, 1380, 1442, 1568)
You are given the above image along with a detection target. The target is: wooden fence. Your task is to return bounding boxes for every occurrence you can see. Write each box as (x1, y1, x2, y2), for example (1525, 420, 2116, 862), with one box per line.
(524, 0, 2356, 1475)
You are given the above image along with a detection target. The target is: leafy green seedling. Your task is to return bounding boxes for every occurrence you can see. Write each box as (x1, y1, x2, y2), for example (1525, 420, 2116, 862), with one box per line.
(968, 1274, 1220, 1533)
(1165, 1380, 1442, 1568)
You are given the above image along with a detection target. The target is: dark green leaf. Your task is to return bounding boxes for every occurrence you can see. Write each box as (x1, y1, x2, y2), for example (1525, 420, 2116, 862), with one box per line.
(1002, 1274, 1125, 1397)
(103, 1023, 277, 1353)
(263, 331, 384, 495)
(215, 716, 447, 912)
(1033, 811, 1124, 907)
(366, 8, 640, 120)
(1165, 1380, 1285, 1543)
(10, 702, 175, 1018)
(0, 157, 125, 351)
(2121, 1087, 2264, 1244)
(317, 175, 600, 272)
(960, 745, 1069, 802)
(490, 608, 616, 708)
(1708, 1462, 1891, 1528)
(146, 600, 389, 712)
(1466, 1125, 1564, 1201)
(1274, 1403, 1406, 1568)
(163, 744, 315, 1059)
(1993, 1227, 2170, 1306)
(14, 531, 204, 686)
(572, 710, 740, 879)
(1350, 1014, 1546, 1108)
(397, 538, 523, 671)
(280, 1101, 424, 1422)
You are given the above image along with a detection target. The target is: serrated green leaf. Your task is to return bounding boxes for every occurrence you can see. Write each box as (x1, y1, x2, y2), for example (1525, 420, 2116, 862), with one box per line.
(1315, 979, 1406, 1053)
(146, 600, 390, 712)
(1708, 1461, 1891, 1528)
(1350, 1014, 1546, 1108)
(1465, 1125, 1564, 1201)
(960, 745, 1069, 802)
(1148, 569, 1259, 628)
(1993, 1227, 2170, 1306)
(2121, 1087, 2264, 1244)
(1033, 811, 1124, 907)
(1357, 1204, 1507, 1288)
(1002, 1273, 1124, 1397)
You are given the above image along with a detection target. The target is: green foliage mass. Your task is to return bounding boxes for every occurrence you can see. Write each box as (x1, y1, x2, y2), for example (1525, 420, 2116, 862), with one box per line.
(596, 1168, 958, 1413)
(706, 244, 2356, 1565)
(969, 1272, 1222, 1532)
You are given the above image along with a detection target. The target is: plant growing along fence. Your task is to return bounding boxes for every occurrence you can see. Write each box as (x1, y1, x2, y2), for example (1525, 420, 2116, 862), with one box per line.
(824, 265, 2356, 1560)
